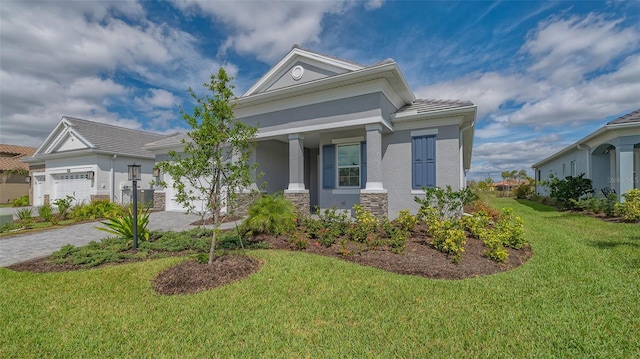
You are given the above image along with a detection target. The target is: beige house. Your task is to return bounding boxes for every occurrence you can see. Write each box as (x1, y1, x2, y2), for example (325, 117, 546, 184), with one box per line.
(0, 144, 36, 204)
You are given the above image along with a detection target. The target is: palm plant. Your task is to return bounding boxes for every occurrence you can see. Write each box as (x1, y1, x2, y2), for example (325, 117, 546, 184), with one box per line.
(97, 204, 151, 243)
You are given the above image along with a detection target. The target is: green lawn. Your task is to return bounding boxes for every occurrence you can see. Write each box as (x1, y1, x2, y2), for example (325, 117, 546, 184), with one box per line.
(1, 198, 638, 358)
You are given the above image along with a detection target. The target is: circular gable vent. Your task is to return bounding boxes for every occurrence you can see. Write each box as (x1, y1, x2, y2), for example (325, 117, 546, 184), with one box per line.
(291, 65, 304, 80)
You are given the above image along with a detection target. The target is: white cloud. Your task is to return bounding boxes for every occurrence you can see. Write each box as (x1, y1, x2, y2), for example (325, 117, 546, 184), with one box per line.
(171, 0, 371, 62)
(468, 139, 567, 179)
(522, 13, 640, 84)
(365, 0, 385, 11)
(0, 0, 225, 146)
(135, 89, 178, 109)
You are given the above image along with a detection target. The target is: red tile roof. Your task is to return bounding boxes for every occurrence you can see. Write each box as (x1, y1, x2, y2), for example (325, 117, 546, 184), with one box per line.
(0, 144, 37, 171)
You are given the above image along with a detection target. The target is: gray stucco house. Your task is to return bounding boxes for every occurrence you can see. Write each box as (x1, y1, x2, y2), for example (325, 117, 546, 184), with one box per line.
(23, 117, 167, 206)
(532, 109, 640, 198)
(146, 46, 477, 218)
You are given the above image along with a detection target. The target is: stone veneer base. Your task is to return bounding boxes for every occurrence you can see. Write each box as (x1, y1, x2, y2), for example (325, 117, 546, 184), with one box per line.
(359, 192, 388, 218)
(283, 191, 310, 217)
(153, 192, 166, 211)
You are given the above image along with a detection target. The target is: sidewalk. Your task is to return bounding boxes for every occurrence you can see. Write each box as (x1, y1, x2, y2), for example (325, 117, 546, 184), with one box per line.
(0, 211, 241, 267)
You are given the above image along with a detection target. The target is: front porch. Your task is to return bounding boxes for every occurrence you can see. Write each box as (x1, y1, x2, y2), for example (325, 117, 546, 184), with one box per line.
(255, 123, 389, 217)
(590, 136, 640, 197)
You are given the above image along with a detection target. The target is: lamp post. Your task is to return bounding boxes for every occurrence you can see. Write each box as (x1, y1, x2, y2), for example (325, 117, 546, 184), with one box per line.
(128, 164, 141, 251)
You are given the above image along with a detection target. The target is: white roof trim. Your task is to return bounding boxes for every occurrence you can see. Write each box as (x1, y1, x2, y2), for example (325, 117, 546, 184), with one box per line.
(235, 62, 415, 111)
(243, 47, 364, 97)
(531, 121, 640, 168)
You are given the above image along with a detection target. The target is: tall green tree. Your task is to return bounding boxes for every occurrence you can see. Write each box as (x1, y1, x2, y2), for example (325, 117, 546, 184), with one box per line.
(157, 68, 258, 265)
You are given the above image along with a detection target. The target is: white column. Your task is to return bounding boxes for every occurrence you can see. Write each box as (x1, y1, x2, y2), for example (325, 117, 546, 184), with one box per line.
(286, 134, 307, 192)
(362, 124, 386, 193)
(617, 144, 634, 198)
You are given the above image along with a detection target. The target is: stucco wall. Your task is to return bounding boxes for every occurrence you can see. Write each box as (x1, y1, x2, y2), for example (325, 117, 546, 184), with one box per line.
(238, 93, 384, 132)
(254, 140, 289, 194)
(383, 125, 461, 218)
(534, 148, 589, 196)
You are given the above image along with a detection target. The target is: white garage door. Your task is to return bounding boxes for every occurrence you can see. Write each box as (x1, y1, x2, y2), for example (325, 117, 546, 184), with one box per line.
(54, 173, 92, 204)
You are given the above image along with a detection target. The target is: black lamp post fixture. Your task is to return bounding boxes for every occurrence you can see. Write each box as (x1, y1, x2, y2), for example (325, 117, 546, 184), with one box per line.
(128, 163, 141, 251)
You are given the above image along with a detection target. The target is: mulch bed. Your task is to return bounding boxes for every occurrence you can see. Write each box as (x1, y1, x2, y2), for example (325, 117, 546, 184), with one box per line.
(152, 255, 263, 295)
(6, 226, 533, 295)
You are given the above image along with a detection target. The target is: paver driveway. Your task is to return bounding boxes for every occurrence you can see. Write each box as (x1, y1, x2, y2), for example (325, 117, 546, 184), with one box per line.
(0, 211, 237, 267)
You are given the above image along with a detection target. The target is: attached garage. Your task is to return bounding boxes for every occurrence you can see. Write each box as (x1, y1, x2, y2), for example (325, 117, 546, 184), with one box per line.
(53, 173, 92, 203)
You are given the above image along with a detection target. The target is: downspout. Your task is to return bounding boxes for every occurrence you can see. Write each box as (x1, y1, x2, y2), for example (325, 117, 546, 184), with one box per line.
(460, 119, 475, 188)
(110, 155, 117, 202)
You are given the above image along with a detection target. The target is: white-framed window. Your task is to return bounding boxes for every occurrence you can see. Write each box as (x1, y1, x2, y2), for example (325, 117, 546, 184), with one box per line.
(562, 163, 566, 175)
(337, 143, 360, 187)
(570, 160, 576, 176)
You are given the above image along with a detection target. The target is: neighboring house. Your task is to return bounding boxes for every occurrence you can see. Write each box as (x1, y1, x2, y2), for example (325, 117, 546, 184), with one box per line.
(532, 109, 640, 198)
(145, 46, 477, 218)
(22, 117, 167, 206)
(0, 144, 37, 204)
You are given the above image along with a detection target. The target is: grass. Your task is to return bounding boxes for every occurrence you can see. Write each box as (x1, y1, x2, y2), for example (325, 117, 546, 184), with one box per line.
(1, 198, 639, 357)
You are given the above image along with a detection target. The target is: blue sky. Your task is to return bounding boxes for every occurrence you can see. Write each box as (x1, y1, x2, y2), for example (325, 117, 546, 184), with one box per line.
(1, 0, 638, 180)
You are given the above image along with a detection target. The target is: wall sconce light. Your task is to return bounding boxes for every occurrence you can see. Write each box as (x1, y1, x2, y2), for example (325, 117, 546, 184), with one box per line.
(87, 171, 95, 180)
(153, 167, 160, 178)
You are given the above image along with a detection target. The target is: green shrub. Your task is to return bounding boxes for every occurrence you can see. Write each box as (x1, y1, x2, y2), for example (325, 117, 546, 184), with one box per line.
(12, 195, 29, 207)
(514, 179, 535, 199)
(428, 219, 466, 264)
(303, 216, 324, 239)
(37, 204, 54, 222)
(71, 200, 124, 221)
(53, 195, 75, 219)
(543, 174, 593, 209)
(380, 218, 408, 254)
(415, 186, 476, 220)
(52, 242, 133, 268)
(615, 189, 640, 222)
(317, 206, 350, 236)
(242, 193, 297, 236)
(394, 209, 418, 232)
(96, 205, 151, 242)
(482, 233, 510, 263)
(140, 228, 211, 252)
(348, 205, 379, 243)
(0, 222, 21, 233)
(288, 231, 308, 250)
(495, 208, 526, 249)
(15, 207, 33, 228)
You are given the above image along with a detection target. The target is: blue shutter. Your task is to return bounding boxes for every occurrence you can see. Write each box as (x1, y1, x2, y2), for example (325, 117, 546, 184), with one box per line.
(322, 145, 335, 189)
(360, 141, 367, 189)
(412, 135, 436, 189)
(425, 135, 436, 187)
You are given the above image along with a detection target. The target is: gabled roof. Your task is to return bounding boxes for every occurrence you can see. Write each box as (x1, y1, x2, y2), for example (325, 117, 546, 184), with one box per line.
(0, 144, 36, 171)
(30, 116, 167, 160)
(607, 108, 640, 125)
(243, 45, 365, 97)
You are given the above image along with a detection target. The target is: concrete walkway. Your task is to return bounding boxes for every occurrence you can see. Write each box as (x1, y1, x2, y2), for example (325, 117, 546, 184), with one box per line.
(0, 212, 241, 267)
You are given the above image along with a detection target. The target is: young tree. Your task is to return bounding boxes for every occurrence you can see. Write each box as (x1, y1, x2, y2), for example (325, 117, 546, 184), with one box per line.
(157, 68, 258, 265)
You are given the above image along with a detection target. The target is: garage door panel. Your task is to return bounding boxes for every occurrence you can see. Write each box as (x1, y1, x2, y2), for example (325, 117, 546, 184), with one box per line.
(54, 173, 92, 203)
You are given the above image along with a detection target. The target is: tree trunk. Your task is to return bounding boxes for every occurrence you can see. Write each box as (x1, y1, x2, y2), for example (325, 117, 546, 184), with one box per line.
(208, 227, 217, 265)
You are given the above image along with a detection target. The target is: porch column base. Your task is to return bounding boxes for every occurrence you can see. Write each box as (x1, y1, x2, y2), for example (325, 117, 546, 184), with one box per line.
(232, 191, 261, 217)
(153, 192, 166, 211)
(359, 190, 388, 219)
(284, 190, 310, 217)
